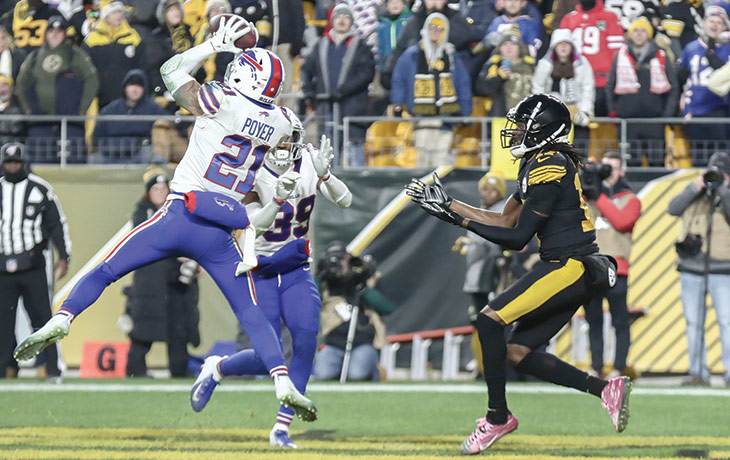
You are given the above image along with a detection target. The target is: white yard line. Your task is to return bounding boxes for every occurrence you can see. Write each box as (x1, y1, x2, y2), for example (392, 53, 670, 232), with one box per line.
(0, 382, 728, 397)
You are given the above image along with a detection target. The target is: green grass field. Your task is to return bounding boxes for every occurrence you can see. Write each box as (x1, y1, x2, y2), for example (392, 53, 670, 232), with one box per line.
(1, 379, 729, 459)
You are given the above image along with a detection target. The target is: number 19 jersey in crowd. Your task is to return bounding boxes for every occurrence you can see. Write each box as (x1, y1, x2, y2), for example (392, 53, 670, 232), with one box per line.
(170, 81, 294, 198)
(252, 152, 319, 256)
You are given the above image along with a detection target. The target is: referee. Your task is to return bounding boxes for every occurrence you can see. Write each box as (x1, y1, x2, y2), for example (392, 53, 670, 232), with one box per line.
(0, 142, 71, 381)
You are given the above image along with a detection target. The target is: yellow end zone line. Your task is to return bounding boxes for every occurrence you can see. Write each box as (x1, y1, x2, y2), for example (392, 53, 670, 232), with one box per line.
(347, 166, 455, 256)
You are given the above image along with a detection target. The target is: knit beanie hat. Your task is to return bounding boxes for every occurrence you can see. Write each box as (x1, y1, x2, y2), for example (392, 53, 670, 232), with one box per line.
(332, 3, 354, 21)
(100, 1, 125, 21)
(478, 172, 507, 197)
(628, 16, 653, 36)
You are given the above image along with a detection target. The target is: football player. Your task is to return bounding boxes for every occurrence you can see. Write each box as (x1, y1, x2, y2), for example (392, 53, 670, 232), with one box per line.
(14, 17, 317, 422)
(407, 94, 631, 455)
(189, 110, 352, 448)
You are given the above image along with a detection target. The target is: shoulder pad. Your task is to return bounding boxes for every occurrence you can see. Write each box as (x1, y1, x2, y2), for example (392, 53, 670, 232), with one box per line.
(197, 81, 236, 116)
(527, 151, 567, 186)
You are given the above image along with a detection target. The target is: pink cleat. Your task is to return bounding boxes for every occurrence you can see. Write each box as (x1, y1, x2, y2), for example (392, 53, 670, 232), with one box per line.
(460, 414, 518, 455)
(601, 376, 632, 433)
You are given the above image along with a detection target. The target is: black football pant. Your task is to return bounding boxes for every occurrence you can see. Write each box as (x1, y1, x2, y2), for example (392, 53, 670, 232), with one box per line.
(584, 275, 630, 373)
(0, 266, 60, 377)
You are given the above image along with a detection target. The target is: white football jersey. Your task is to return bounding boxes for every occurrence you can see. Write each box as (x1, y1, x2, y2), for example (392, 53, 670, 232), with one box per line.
(170, 81, 293, 200)
(252, 152, 319, 257)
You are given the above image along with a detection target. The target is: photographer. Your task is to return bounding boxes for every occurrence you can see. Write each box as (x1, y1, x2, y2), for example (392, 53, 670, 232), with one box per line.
(313, 242, 397, 381)
(582, 151, 641, 379)
(668, 152, 730, 387)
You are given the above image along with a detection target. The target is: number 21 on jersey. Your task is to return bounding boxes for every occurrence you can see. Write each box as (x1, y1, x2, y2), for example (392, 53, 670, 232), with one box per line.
(204, 135, 268, 196)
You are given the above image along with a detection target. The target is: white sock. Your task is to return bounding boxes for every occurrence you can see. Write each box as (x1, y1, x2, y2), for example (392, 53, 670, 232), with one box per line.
(273, 423, 290, 433)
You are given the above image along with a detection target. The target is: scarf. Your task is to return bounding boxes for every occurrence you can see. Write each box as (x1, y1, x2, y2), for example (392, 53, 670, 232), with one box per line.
(412, 45, 459, 116)
(614, 45, 671, 95)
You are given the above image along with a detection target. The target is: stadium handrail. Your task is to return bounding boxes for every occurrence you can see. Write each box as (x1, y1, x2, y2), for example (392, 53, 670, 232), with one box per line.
(387, 325, 475, 343)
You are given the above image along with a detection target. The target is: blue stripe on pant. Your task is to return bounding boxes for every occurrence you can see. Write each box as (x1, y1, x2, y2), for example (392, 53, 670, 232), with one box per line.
(219, 264, 321, 419)
(59, 200, 286, 370)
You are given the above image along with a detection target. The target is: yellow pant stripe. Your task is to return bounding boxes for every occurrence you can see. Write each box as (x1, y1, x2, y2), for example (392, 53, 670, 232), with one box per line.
(496, 259, 585, 324)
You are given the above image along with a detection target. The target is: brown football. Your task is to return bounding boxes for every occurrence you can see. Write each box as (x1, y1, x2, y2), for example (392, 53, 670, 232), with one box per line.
(208, 14, 258, 50)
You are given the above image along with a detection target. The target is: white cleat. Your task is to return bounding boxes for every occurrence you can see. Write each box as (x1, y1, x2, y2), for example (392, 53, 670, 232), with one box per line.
(14, 313, 72, 361)
(274, 375, 318, 422)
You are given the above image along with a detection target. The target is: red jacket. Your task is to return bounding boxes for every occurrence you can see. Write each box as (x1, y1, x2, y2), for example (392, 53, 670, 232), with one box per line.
(595, 187, 641, 276)
(559, 0, 624, 87)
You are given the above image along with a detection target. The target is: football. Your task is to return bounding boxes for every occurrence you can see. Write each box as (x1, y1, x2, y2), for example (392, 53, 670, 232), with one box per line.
(209, 13, 258, 50)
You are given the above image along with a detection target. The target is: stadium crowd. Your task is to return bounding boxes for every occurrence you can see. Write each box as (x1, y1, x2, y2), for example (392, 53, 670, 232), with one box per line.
(0, 0, 728, 166)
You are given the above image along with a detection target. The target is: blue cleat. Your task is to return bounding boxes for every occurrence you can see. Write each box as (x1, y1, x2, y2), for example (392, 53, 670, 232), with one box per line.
(190, 356, 223, 412)
(270, 429, 297, 448)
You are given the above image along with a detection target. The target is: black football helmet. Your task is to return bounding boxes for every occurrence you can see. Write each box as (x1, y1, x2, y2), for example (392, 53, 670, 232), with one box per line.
(500, 93, 572, 159)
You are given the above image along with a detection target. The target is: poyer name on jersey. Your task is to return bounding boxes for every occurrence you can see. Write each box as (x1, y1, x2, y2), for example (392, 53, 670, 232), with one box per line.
(242, 117, 276, 143)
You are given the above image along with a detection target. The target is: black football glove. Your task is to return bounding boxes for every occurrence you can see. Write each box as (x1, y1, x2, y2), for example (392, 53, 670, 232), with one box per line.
(405, 172, 453, 206)
(419, 201, 465, 226)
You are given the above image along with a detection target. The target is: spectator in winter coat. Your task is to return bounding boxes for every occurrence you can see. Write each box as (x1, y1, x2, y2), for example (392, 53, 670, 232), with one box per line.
(93, 69, 168, 162)
(145, 0, 199, 107)
(301, 2, 375, 165)
(475, 28, 534, 116)
(376, 0, 411, 70)
(0, 74, 25, 144)
(485, 0, 543, 57)
(0, 23, 27, 81)
(582, 151, 641, 380)
(83, 1, 145, 108)
(559, 0, 624, 115)
(390, 12, 472, 166)
(10, 0, 64, 53)
(123, 171, 201, 378)
(676, 3, 730, 164)
(668, 151, 730, 387)
(380, 0, 472, 89)
(660, 0, 705, 60)
(532, 29, 595, 145)
(15, 15, 98, 162)
(606, 17, 679, 166)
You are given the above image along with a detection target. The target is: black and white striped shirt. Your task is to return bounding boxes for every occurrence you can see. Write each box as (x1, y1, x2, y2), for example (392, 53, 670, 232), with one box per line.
(0, 173, 71, 273)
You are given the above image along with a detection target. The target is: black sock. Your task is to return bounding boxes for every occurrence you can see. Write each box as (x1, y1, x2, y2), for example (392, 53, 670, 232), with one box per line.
(475, 314, 509, 424)
(515, 350, 607, 397)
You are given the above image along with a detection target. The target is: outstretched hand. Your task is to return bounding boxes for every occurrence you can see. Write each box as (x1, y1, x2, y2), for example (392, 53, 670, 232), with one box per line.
(311, 135, 334, 179)
(210, 16, 253, 54)
(404, 172, 452, 206)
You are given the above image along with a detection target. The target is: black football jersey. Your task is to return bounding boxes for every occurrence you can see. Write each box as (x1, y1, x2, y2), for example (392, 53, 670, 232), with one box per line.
(514, 150, 599, 260)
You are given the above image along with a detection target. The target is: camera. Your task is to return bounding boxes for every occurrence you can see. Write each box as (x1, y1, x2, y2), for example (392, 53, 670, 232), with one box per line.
(675, 233, 703, 258)
(583, 160, 612, 181)
(580, 160, 613, 199)
(703, 166, 724, 191)
(318, 243, 377, 299)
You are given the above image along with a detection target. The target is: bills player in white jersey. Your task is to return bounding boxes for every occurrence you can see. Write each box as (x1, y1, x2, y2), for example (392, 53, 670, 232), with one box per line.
(189, 110, 352, 448)
(14, 17, 317, 422)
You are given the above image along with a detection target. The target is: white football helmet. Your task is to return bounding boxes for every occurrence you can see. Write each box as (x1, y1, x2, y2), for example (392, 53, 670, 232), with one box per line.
(224, 48, 285, 105)
(268, 107, 305, 167)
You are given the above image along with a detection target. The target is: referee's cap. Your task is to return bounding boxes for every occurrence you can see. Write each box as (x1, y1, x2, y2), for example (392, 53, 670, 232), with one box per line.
(0, 142, 25, 163)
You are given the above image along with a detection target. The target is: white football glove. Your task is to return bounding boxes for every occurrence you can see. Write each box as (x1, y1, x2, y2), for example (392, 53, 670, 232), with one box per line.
(275, 170, 301, 201)
(209, 16, 252, 54)
(311, 135, 334, 179)
(573, 110, 591, 127)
